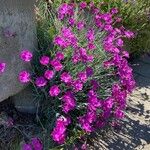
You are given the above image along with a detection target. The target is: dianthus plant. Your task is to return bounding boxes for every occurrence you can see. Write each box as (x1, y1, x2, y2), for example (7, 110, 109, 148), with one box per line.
(19, 2, 135, 146)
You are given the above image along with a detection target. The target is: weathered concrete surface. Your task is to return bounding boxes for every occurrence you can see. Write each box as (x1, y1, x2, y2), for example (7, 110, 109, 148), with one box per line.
(13, 86, 37, 114)
(0, 0, 37, 102)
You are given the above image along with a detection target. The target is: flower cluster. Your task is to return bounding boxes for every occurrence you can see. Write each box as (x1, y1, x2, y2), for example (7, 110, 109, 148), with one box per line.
(22, 138, 43, 150)
(19, 1, 135, 146)
(0, 62, 6, 74)
(51, 116, 71, 144)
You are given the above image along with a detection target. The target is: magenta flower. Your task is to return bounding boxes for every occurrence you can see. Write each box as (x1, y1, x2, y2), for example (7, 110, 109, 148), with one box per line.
(61, 72, 72, 84)
(88, 43, 96, 50)
(86, 29, 95, 41)
(35, 76, 47, 87)
(51, 116, 70, 144)
(114, 109, 125, 119)
(91, 80, 100, 91)
(19, 71, 30, 83)
(86, 55, 94, 62)
(104, 25, 113, 32)
(0, 62, 6, 74)
(73, 80, 83, 92)
(56, 51, 64, 60)
(20, 50, 33, 62)
(22, 143, 32, 150)
(122, 51, 129, 58)
(110, 8, 118, 14)
(40, 56, 50, 66)
(86, 67, 93, 77)
(51, 59, 63, 71)
(44, 70, 54, 80)
(79, 116, 93, 132)
(102, 98, 114, 110)
(62, 91, 76, 113)
(54, 36, 69, 48)
(49, 85, 60, 97)
(79, 2, 87, 9)
(81, 143, 87, 150)
(89, 2, 94, 8)
(124, 30, 134, 38)
(68, 18, 75, 26)
(88, 94, 101, 111)
(77, 71, 87, 83)
(58, 3, 74, 20)
(61, 27, 74, 39)
(77, 21, 85, 30)
(31, 138, 43, 150)
(72, 53, 80, 64)
(116, 38, 124, 47)
(86, 111, 97, 124)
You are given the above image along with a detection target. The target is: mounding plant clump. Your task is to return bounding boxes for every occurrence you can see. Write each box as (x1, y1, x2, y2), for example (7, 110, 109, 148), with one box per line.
(17, 2, 135, 149)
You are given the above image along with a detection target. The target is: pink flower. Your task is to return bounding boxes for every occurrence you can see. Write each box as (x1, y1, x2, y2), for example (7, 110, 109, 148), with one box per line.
(31, 138, 43, 150)
(56, 51, 64, 60)
(114, 109, 125, 119)
(88, 90, 101, 111)
(86, 29, 95, 41)
(116, 38, 124, 47)
(40, 56, 50, 66)
(86, 67, 93, 77)
(86, 111, 97, 124)
(89, 2, 94, 8)
(73, 80, 83, 92)
(44, 70, 54, 80)
(54, 36, 69, 48)
(51, 59, 63, 71)
(91, 80, 100, 90)
(122, 51, 129, 58)
(72, 54, 80, 64)
(22, 143, 32, 150)
(110, 8, 118, 14)
(61, 72, 72, 84)
(88, 43, 96, 50)
(68, 18, 75, 26)
(62, 91, 76, 113)
(81, 143, 87, 150)
(35, 76, 47, 87)
(79, 2, 87, 9)
(49, 85, 60, 97)
(58, 3, 74, 20)
(0, 62, 6, 73)
(104, 25, 113, 32)
(19, 71, 30, 83)
(77, 21, 85, 30)
(78, 71, 87, 83)
(124, 30, 134, 38)
(51, 116, 71, 144)
(78, 116, 93, 132)
(20, 50, 33, 62)
(102, 98, 114, 110)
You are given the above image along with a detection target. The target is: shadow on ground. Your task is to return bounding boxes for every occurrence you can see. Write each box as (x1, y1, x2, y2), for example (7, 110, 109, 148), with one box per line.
(88, 105, 150, 150)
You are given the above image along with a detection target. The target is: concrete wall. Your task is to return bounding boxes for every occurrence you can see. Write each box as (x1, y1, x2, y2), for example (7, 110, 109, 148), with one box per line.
(0, 0, 37, 102)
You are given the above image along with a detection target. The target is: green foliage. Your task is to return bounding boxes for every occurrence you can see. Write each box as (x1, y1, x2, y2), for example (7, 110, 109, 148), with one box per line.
(35, 1, 117, 149)
(41, 0, 150, 56)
